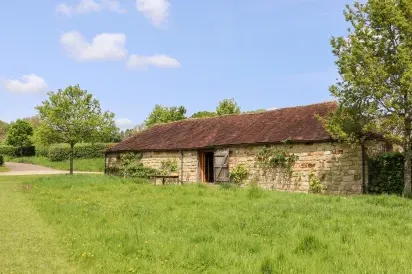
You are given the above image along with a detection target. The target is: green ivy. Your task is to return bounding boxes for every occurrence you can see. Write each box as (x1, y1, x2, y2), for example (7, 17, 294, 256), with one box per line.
(256, 146, 298, 176)
(368, 153, 404, 196)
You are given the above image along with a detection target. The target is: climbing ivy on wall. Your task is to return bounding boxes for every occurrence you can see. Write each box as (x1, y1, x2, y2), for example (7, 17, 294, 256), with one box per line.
(255, 146, 299, 176)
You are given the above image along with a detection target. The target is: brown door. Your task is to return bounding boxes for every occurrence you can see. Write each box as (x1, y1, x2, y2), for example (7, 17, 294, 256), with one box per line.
(214, 149, 230, 182)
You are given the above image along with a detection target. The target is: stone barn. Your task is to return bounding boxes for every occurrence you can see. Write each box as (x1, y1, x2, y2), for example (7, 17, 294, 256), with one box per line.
(106, 102, 385, 194)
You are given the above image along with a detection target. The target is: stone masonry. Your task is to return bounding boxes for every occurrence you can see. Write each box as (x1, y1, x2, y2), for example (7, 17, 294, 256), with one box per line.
(107, 141, 366, 194)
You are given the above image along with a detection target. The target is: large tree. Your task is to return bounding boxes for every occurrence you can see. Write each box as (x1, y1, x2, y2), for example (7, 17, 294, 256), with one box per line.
(36, 85, 117, 174)
(330, 0, 412, 197)
(216, 98, 241, 116)
(6, 119, 33, 155)
(145, 105, 187, 127)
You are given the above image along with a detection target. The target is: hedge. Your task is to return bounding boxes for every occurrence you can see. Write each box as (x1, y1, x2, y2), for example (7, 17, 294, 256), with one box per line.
(0, 145, 17, 156)
(36, 146, 49, 157)
(48, 143, 114, 161)
(368, 152, 404, 195)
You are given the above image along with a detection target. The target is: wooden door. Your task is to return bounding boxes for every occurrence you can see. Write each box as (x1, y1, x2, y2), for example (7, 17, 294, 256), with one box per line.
(214, 149, 230, 182)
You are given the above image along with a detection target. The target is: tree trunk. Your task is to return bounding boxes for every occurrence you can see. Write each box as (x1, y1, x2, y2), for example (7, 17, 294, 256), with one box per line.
(404, 118, 412, 198)
(69, 143, 74, 175)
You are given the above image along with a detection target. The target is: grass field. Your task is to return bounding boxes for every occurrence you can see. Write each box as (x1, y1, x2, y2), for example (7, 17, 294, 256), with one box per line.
(0, 166, 9, 172)
(2, 175, 412, 273)
(6, 156, 104, 172)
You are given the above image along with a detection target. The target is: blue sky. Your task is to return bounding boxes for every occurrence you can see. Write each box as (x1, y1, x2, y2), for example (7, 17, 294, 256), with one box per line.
(0, 0, 352, 129)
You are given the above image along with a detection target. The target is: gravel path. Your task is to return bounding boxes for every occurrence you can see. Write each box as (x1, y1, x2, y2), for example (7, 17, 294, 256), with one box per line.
(0, 162, 102, 176)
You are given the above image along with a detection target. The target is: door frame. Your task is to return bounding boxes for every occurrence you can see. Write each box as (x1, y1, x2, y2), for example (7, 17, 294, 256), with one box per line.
(198, 150, 214, 183)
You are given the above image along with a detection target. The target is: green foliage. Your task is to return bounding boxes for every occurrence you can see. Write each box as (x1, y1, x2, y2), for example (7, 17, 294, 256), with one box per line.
(368, 153, 404, 195)
(159, 159, 179, 175)
(6, 119, 33, 152)
(330, 0, 412, 196)
(191, 111, 217, 119)
(36, 85, 118, 173)
(256, 147, 298, 176)
(109, 153, 157, 178)
(0, 145, 17, 157)
(4, 175, 412, 272)
(309, 171, 323, 194)
(145, 104, 187, 127)
(0, 120, 9, 143)
(0, 155, 3, 166)
(216, 98, 241, 116)
(229, 164, 249, 185)
(48, 143, 113, 161)
(35, 146, 49, 157)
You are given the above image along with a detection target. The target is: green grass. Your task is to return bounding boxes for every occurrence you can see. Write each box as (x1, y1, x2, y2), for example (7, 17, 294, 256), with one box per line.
(0, 166, 9, 172)
(0, 176, 76, 272)
(3, 175, 410, 273)
(7, 156, 104, 172)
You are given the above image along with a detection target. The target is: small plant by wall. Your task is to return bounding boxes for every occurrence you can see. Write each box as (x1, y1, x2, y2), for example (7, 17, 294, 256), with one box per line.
(108, 152, 156, 179)
(255, 146, 299, 176)
(309, 171, 323, 194)
(229, 164, 249, 185)
(159, 159, 179, 175)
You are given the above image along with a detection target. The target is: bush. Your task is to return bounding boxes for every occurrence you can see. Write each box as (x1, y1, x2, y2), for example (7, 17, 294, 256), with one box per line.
(48, 144, 71, 161)
(48, 143, 114, 161)
(36, 146, 49, 157)
(0, 155, 4, 166)
(230, 164, 249, 185)
(368, 152, 404, 195)
(0, 145, 17, 157)
(19, 146, 36, 157)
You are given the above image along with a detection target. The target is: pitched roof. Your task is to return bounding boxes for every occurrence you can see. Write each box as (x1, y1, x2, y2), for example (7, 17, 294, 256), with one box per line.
(107, 101, 337, 153)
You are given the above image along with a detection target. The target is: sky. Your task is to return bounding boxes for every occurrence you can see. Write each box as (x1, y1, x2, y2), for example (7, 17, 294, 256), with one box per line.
(0, 0, 353, 129)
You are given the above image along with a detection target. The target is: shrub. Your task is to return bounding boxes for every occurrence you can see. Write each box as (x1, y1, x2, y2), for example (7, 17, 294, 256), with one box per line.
(48, 144, 71, 161)
(309, 171, 323, 194)
(0, 145, 17, 157)
(368, 152, 404, 195)
(230, 164, 249, 185)
(19, 146, 36, 157)
(36, 146, 49, 157)
(107, 153, 157, 179)
(0, 155, 4, 166)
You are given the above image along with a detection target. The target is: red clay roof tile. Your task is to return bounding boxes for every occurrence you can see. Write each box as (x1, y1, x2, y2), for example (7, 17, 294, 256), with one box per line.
(107, 101, 337, 153)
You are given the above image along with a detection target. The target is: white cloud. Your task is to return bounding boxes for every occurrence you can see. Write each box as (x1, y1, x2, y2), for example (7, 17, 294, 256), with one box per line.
(136, 0, 170, 27)
(61, 31, 128, 61)
(3, 74, 48, 94)
(127, 54, 181, 69)
(56, 0, 126, 16)
(116, 118, 134, 129)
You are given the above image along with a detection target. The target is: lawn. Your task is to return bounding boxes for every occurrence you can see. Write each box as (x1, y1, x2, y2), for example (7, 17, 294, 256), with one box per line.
(6, 156, 104, 172)
(2, 175, 412, 273)
(0, 166, 9, 172)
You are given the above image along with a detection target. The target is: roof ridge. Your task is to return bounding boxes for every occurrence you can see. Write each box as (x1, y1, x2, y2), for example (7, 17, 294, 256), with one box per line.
(150, 101, 337, 126)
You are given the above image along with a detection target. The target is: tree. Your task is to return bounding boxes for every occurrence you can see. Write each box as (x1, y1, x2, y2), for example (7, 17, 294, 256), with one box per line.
(145, 105, 187, 127)
(6, 119, 33, 155)
(329, 0, 412, 197)
(216, 98, 241, 116)
(0, 120, 9, 143)
(191, 111, 217, 119)
(36, 85, 117, 174)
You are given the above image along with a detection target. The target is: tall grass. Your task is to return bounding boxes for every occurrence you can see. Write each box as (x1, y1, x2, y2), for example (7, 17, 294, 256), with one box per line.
(24, 175, 412, 273)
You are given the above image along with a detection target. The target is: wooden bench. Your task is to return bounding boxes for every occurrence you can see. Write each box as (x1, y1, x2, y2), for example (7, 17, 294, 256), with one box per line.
(151, 175, 180, 185)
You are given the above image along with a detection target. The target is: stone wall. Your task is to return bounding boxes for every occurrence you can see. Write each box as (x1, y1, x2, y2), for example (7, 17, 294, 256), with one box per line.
(107, 151, 199, 183)
(229, 142, 363, 194)
(107, 141, 366, 194)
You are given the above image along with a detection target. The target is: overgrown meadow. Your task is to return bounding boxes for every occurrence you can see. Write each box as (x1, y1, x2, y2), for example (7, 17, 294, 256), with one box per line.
(15, 175, 412, 273)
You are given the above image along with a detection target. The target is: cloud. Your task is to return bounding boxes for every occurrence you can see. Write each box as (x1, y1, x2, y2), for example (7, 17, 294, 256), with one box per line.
(56, 0, 126, 16)
(61, 31, 128, 61)
(136, 0, 170, 27)
(3, 74, 48, 94)
(127, 54, 181, 69)
(116, 118, 134, 129)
